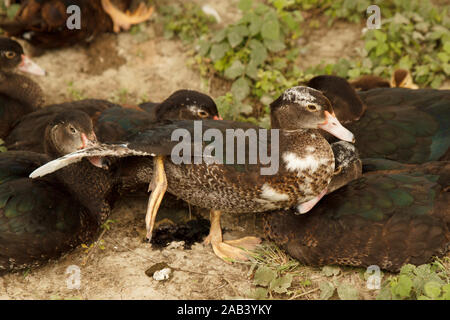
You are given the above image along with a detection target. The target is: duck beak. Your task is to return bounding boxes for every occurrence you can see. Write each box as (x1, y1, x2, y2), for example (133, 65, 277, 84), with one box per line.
(213, 115, 223, 120)
(318, 111, 355, 143)
(18, 55, 46, 76)
(80, 133, 107, 169)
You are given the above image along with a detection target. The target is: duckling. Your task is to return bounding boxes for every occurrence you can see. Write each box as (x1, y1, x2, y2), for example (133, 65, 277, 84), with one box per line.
(0, 0, 153, 49)
(0, 110, 105, 274)
(0, 36, 45, 139)
(263, 160, 449, 272)
(350, 69, 418, 91)
(307, 75, 450, 164)
(390, 69, 418, 89)
(30, 86, 355, 263)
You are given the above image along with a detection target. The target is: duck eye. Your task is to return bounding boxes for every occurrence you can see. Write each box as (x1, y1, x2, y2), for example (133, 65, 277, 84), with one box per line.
(197, 110, 209, 118)
(4, 51, 16, 59)
(307, 105, 317, 112)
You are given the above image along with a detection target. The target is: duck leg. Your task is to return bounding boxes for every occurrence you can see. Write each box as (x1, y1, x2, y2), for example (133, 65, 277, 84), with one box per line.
(204, 210, 261, 263)
(145, 156, 167, 241)
(101, 0, 154, 33)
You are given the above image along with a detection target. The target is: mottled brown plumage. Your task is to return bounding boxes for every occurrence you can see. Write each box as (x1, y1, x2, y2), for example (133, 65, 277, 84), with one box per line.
(30, 86, 356, 263)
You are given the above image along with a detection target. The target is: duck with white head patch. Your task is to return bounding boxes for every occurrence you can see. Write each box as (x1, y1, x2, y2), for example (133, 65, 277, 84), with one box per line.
(30, 86, 355, 264)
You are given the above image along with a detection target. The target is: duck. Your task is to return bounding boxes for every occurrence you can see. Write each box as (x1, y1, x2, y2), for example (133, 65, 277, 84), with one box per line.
(0, 36, 45, 139)
(263, 159, 449, 272)
(5, 89, 221, 152)
(30, 86, 355, 263)
(0, 0, 154, 49)
(97, 89, 222, 143)
(0, 110, 109, 275)
(137, 89, 223, 122)
(307, 75, 450, 164)
(350, 69, 419, 91)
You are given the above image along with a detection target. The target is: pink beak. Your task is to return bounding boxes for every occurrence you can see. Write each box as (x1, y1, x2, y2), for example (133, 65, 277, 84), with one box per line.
(18, 55, 46, 76)
(80, 133, 104, 169)
(318, 111, 355, 143)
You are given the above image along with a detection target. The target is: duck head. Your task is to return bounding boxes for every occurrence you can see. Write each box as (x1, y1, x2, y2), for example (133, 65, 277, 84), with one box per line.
(44, 110, 100, 160)
(155, 89, 222, 121)
(307, 75, 366, 123)
(270, 86, 355, 142)
(0, 37, 45, 76)
(390, 69, 418, 89)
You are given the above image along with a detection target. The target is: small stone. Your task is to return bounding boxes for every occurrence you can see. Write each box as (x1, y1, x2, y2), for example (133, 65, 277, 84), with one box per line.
(145, 262, 169, 278)
(153, 268, 171, 281)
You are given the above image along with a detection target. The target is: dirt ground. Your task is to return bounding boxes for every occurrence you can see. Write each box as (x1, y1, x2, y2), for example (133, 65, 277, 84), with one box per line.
(0, 1, 447, 300)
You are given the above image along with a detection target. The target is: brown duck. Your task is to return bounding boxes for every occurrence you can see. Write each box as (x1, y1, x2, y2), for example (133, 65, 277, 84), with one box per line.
(0, 110, 109, 274)
(5, 89, 221, 152)
(307, 75, 450, 164)
(30, 86, 355, 263)
(264, 159, 449, 272)
(0, 36, 45, 139)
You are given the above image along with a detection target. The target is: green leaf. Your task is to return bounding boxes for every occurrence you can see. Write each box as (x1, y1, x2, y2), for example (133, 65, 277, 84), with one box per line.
(321, 266, 341, 277)
(348, 69, 361, 78)
(197, 39, 211, 56)
(261, 19, 280, 41)
(227, 25, 248, 48)
(238, 0, 253, 12)
(248, 13, 263, 36)
(209, 43, 230, 62)
(253, 266, 276, 287)
(337, 283, 359, 300)
(280, 12, 299, 31)
(424, 281, 442, 299)
(250, 287, 269, 299)
(263, 39, 286, 52)
(319, 281, 335, 300)
(269, 274, 293, 294)
(249, 39, 268, 65)
(375, 43, 389, 57)
(437, 52, 449, 63)
(211, 29, 227, 43)
(399, 264, 416, 277)
(374, 30, 387, 42)
(393, 275, 413, 298)
(442, 284, 450, 300)
(224, 60, 245, 79)
(443, 64, 450, 76)
(365, 40, 378, 52)
(245, 60, 259, 80)
(444, 42, 450, 54)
